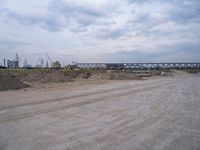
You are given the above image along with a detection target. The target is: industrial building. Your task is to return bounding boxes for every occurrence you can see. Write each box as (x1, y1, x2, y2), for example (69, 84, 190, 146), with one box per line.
(7, 60, 19, 68)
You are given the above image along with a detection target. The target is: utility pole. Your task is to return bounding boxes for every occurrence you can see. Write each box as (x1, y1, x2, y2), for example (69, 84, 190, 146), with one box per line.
(40, 58, 44, 68)
(3, 58, 6, 67)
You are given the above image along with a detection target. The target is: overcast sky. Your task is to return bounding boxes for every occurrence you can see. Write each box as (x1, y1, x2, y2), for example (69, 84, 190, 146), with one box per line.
(0, 0, 200, 66)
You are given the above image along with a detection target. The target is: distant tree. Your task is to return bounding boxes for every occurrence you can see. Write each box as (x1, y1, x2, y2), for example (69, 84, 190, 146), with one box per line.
(53, 61, 61, 69)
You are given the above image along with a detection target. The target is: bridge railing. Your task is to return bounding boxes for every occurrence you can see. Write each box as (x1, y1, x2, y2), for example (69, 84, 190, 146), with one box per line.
(75, 63, 200, 70)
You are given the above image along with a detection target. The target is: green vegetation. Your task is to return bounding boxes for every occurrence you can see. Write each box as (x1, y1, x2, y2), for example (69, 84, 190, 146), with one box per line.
(52, 61, 61, 68)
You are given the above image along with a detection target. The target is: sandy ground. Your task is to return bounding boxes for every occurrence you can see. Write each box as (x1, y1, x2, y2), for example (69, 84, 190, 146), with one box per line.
(0, 75, 200, 150)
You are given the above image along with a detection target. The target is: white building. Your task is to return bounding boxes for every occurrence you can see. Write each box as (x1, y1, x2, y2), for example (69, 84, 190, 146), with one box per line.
(7, 60, 19, 68)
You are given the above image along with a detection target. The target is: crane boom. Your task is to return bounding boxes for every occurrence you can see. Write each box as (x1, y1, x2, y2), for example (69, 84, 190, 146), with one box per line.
(45, 53, 52, 67)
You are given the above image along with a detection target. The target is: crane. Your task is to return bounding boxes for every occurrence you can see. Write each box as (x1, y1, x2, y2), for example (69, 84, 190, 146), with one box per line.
(45, 53, 52, 68)
(36, 57, 41, 67)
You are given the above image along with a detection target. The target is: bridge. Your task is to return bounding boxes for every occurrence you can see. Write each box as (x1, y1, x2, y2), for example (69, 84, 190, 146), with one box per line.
(75, 63, 200, 70)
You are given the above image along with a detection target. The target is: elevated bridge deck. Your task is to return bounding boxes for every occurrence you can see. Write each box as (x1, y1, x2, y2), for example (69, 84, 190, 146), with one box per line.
(75, 63, 200, 70)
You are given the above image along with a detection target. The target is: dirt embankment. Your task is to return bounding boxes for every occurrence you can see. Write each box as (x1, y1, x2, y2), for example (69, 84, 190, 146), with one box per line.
(23, 70, 142, 82)
(0, 70, 142, 91)
(152, 70, 191, 77)
(0, 71, 28, 91)
(85, 71, 142, 80)
(22, 70, 74, 83)
(0, 69, 194, 91)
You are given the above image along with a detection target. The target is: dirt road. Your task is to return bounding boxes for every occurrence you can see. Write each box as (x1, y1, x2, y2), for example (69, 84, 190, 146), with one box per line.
(0, 76, 200, 150)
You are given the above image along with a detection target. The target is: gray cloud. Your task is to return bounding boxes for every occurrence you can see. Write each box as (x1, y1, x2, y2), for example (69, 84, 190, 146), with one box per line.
(102, 42, 200, 63)
(166, 0, 200, 24)
(0, 37, 29, 49)
(126, 0, 150, 4)
(0, 0, 116, 32)
(0, 0, 200, 64)
(0, 8, 64, 31)
(48, 0, 111, 28)
(49, 0, 105, 17)
(95, 26, 127, 40)
(127, 12, 165, 36)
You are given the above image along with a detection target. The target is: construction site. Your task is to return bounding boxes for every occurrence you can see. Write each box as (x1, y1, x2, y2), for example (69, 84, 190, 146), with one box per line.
(0, 64, 200, 150)
(1, 0, 200, 148)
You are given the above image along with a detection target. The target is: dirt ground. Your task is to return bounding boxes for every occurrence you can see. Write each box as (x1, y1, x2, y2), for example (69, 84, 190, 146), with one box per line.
(0, 71, 28, 91)
(0, 74, 200, 150)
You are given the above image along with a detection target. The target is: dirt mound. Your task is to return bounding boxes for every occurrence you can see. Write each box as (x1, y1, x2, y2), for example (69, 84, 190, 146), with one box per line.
(194, 72, 200, 77)
(160, 71, 174, 77)
(160, 70, 191, 77)
(22, 71, 46, 82)
(112, 72, 142, 80)
(78, 71, 110, 80)
(0, 71, 28, 91)
(22, 70, 73, 83)
(85, 71, 142, 80)
(171, 70, 190, 77)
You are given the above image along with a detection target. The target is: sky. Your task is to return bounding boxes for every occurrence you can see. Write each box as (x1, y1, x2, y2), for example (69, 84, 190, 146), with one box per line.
(0, 0, 200, 66)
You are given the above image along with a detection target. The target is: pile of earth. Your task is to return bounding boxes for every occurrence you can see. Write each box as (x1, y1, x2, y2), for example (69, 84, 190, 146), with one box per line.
(22, 70, 142, 82)
(81, 71, 142, 80)
(160, 70, 191, 77)
(0, 71, 28, 91)
(22, 70, 74, 83)
(160, 71, 174, 77)
(171, 70, 190, 77)
(195, 72, 200, 77)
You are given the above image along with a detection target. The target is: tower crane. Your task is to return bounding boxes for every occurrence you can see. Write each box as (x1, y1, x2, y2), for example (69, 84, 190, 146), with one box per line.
(45, 53, 52, 68)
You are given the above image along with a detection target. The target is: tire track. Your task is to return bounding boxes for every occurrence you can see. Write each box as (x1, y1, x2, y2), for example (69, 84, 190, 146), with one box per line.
(0, 81, 175, 123)
(0, 79, 174, 111)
